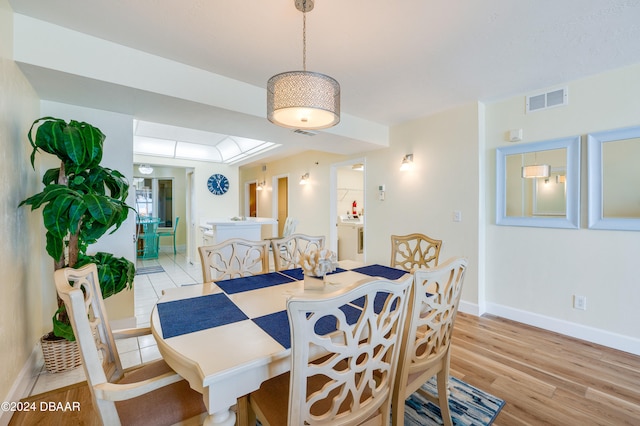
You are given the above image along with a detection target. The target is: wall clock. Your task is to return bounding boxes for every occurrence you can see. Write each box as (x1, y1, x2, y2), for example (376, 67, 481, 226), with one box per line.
(207, 173, 229, 195)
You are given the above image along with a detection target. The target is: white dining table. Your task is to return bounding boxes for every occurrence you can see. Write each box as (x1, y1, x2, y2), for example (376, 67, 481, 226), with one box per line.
(150, 260, 409, 426)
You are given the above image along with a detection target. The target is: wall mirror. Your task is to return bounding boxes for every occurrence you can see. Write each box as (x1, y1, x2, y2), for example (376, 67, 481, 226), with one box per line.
(496, 136, 580, 228)
(588, 125, 640, 231)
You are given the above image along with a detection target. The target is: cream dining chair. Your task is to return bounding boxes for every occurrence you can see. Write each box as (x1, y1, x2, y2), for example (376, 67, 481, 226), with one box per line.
(391, 257, 468, 426)
(270, 233, 325, 271)
(54, 263, 206, 426)
(198, 237, 270, 282)
(390, 233, 442, 271)
(248, 274, 414, 426)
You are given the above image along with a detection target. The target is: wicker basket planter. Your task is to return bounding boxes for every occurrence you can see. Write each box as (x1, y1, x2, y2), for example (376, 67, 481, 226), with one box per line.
(40, 333, 82, 373)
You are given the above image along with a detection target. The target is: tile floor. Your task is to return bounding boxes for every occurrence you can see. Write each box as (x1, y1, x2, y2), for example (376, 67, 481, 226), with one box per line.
(28, 248, 200, 396)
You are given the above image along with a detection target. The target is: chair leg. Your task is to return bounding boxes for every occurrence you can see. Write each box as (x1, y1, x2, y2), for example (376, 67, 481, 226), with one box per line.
(173, 235, 176, 255)
(391, 399, 406, 426)
(436, 370, 453, 426)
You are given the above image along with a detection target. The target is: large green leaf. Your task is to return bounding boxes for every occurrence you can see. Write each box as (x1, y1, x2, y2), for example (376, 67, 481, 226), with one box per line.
(84, 193, 114, 224)
(18, 184, 72, 210)
(43, 196, 74, 238)
(45, 231, 64, 262)
(76, 120, 105, 168)
(42, 168, 61, 186)
(52, 306, 75, 341)
(62, 125, 86, 171)
(76, 252, 135, 299)
(29, 118, 65, 155)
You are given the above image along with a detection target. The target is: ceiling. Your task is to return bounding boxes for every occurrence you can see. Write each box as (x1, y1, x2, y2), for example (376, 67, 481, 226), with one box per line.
(8, 0, 640, 166)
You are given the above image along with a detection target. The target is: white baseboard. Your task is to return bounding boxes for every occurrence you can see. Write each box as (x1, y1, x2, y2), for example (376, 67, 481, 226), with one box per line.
(110, 316, 137, 330)
(1, 343, 42, 426)
(458, 300, 480, 316)
(484, 302, 640, 356)
(457, 300, 640, 356)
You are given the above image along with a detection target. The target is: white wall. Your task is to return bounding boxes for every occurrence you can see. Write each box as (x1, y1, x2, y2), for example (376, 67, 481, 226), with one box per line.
(485, 64, 640, 353)
(365, 103, 482, 307)
(0, 0, 43, 409)
(240, 150, 348, 239)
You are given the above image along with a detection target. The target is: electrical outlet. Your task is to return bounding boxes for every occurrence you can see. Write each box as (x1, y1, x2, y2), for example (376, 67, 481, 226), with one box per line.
(573, 295, 587, 310)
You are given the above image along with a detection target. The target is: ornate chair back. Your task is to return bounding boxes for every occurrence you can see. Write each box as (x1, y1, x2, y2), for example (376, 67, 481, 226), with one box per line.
(250, 274, 413, 426)
(199, 237, 270, 282)
(271, 233, 325, 271)
(390, 233, 442, 271)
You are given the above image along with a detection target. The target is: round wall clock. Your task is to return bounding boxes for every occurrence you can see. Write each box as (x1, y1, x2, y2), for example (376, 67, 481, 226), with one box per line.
(207, 173, 229, 195)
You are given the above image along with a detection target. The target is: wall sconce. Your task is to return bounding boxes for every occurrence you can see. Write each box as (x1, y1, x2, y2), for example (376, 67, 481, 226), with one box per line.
(138, 164, 153, 175)
(521, 164, 550, 178)
(400, 154, 413, 171)
(556, 175, 566, 184)
(300, 173, 310, 185)
(256, 180, 266, 191)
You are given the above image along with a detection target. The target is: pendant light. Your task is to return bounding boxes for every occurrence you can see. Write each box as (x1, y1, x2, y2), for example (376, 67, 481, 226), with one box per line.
(521, 152, 550, 178)
(521, 164, 551, 178)
(267, 0, 340, 130)
(138, 164, 153, 175)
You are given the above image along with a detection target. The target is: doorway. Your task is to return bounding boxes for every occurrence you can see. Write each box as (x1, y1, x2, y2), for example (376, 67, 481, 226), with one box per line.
(330, 159, 366, 262)
(272, 175, 289, 237)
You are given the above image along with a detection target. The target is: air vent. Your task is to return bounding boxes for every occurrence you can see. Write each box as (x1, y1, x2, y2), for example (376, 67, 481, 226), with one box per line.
(293, 129, 318, 136)
(526, 87, 568, 113)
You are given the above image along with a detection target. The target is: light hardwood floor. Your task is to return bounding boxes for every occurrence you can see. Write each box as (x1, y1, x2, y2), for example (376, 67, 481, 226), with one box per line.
(452, 313, 640, 425)
(11, 312, 640, 425)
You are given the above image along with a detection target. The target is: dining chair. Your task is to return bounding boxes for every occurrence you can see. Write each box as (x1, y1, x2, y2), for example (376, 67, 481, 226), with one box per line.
(198, 237, 270, 282)
(390, 233, 442, 272)
(248, 274, 414, 426)
(157, 216, 179, 255)
(391, 257, 468, 426)
(270, 233, 325, 271)
(265, 216, 298, 241)
(281, 216, 298, 237)
(54, 263, 206, 426)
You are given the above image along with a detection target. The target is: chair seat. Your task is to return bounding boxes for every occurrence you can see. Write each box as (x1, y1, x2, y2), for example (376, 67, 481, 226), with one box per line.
(116, 359, 206, 426)
(249, 372, 289, 426)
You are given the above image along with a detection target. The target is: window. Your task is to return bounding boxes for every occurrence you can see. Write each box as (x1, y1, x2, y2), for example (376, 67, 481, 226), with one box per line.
(133, 177, 174, 227)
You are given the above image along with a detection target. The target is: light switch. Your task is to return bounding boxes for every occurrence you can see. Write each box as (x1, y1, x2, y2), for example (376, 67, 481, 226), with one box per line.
(452, 210, 462, 222)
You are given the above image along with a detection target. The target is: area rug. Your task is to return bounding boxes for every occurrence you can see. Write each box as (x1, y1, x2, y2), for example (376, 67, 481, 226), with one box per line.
(404, 376, 505, 426)
(135, 265, 165, 275)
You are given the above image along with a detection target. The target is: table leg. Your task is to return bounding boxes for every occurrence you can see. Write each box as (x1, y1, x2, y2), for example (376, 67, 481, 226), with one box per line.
(203, 409, 235, 426)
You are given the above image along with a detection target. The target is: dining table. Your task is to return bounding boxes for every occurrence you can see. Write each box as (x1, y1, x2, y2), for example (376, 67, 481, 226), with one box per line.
(150, 260, 410, 426)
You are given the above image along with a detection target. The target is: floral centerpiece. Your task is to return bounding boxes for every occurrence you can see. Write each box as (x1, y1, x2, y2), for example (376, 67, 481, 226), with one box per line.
(297, 249, 338, 289)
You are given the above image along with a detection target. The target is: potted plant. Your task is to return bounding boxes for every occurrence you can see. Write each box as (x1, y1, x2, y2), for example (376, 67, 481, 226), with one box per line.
(19, 116, 135, 372)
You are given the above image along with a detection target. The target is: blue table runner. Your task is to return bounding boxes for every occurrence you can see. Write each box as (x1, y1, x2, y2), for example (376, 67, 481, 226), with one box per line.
(157, 293, 248, 338)
(215, 272, 295, 294)
(351, 264, 407, 280)
(252, 304, 363, 349)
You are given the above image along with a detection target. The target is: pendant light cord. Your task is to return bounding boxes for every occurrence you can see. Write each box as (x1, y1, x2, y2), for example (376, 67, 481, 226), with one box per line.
(302, 2, 307, 71)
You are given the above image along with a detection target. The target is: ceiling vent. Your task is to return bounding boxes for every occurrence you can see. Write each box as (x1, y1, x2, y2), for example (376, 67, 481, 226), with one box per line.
(526, 87, 568, 113)
(293, 129, 318, 136)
